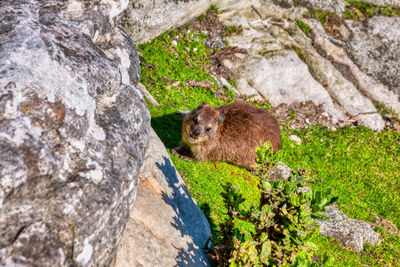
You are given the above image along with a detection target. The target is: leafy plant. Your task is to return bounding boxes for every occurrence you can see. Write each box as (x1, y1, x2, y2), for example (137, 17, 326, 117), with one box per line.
(289, 108, 297, 121)
(311, 189, 339, 220)
(212, 143, 336, 266)
(199, 13, 207, 21)
(216, 175, 335, 266)
(209, 4, 220, 14)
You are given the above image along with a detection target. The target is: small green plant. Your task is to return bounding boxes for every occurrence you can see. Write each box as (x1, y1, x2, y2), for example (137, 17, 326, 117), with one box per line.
(311, 189, 339, 220)
(226, 25, 242, 36)
(222, 38, 230, 47)
(289, 108, 297, 121)
(209, 4, 220, 14)
(199, 13, 207, 21)
(228, 78, 238, 88)
(255, 142, 278, 167)
(184, 22, 192, 29)
(296, 20, 312, 36)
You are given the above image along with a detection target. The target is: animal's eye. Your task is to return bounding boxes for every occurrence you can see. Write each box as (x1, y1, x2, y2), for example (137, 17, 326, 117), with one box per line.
(192, 117, 198, 124)
(205, 127, 212, 132)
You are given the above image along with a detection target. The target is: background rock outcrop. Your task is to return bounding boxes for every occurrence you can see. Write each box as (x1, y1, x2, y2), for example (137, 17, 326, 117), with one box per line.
(0, 0, 150, 265)
(123, 0, 400, 130)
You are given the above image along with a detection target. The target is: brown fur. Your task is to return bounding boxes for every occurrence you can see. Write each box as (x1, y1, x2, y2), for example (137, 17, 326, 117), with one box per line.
(172, 102, 281, 169)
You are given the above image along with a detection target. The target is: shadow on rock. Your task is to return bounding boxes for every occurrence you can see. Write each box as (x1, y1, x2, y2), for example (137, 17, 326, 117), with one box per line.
(156, 156, 211, 266)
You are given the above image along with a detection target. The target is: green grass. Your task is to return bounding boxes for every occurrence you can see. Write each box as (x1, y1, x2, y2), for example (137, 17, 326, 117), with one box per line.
(276, 127, 400, 265)
(138, 25, 400, 266)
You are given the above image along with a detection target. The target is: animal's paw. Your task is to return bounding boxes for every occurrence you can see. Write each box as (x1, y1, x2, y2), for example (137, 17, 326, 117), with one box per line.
(171, 148, 180, 157)
(171, 148, 193, 162)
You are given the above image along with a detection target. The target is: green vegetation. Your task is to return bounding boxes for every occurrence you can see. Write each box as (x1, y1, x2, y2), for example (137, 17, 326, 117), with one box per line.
(213, 143, 336, 266)
(226, 25, 242, 36)
(303, 9, 337, 24)
(296, 20, 312, 36)
(138, 21, 400, 266)
(199, 13, 207, 21)
(344, 0, 400, 20)
(304, 1, 400, 24)
(209, 4, 220, 14)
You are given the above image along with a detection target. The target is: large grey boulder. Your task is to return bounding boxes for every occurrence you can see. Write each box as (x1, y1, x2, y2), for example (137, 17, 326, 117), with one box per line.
(115, 129, 212, 266)
(0, 0, 150, 265)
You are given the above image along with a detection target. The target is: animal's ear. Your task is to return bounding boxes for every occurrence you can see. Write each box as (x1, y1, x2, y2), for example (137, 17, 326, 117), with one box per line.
(218, 113, 225, 124)
(197, 102, 207, 109)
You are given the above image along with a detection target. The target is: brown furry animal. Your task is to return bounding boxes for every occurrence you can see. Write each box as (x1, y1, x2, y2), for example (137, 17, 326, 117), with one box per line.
(172, 102, 281, 169)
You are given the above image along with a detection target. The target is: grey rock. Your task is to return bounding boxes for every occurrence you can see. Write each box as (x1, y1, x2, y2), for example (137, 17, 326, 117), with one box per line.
(310, 20, 400, 116)
(273, 0, 295, 9)
(115, 129, 211, 267)
(294, 0, 347, 15)
(315, 206, 381, 252)
(346, 16, 400, 96)
(219, 5, 385, 128)
(289, 135, 302, 145)
(227, 49, 348, 124)
(268, 162, 293, 181)
(289, 25, 385, 130)
(362, 0, 400, 6)
(0, 0, 150, 266)
(122, 0, 209, 44)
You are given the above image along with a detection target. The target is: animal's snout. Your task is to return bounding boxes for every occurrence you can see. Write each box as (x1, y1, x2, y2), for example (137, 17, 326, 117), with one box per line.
(192, 129, 201, 137)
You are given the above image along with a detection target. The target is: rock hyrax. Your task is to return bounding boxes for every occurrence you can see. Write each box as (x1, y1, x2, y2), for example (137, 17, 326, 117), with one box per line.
(172, 102, 281, 169)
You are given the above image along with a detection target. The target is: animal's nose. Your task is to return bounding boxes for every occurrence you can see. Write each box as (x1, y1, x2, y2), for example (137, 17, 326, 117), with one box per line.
(193, 129, 201, 137)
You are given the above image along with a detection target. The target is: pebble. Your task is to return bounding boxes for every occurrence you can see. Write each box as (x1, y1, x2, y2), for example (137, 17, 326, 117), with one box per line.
(289, 135, 302, 145)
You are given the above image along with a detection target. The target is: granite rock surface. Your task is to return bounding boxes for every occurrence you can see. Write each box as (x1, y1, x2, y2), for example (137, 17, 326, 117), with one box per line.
(115, 129, 212, 266)
(0, 0, 150, 265)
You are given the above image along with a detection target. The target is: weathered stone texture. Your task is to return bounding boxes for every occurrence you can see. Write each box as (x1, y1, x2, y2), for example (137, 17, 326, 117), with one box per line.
(0, 0, 150, 265)
(363, 0, 400, 5)
(315, 206, 381, 252)
(123, 0, 210, 44)
(294, 0, 347, 14)
(115, 129, 211, 267)
(346, 17, 400, 96)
